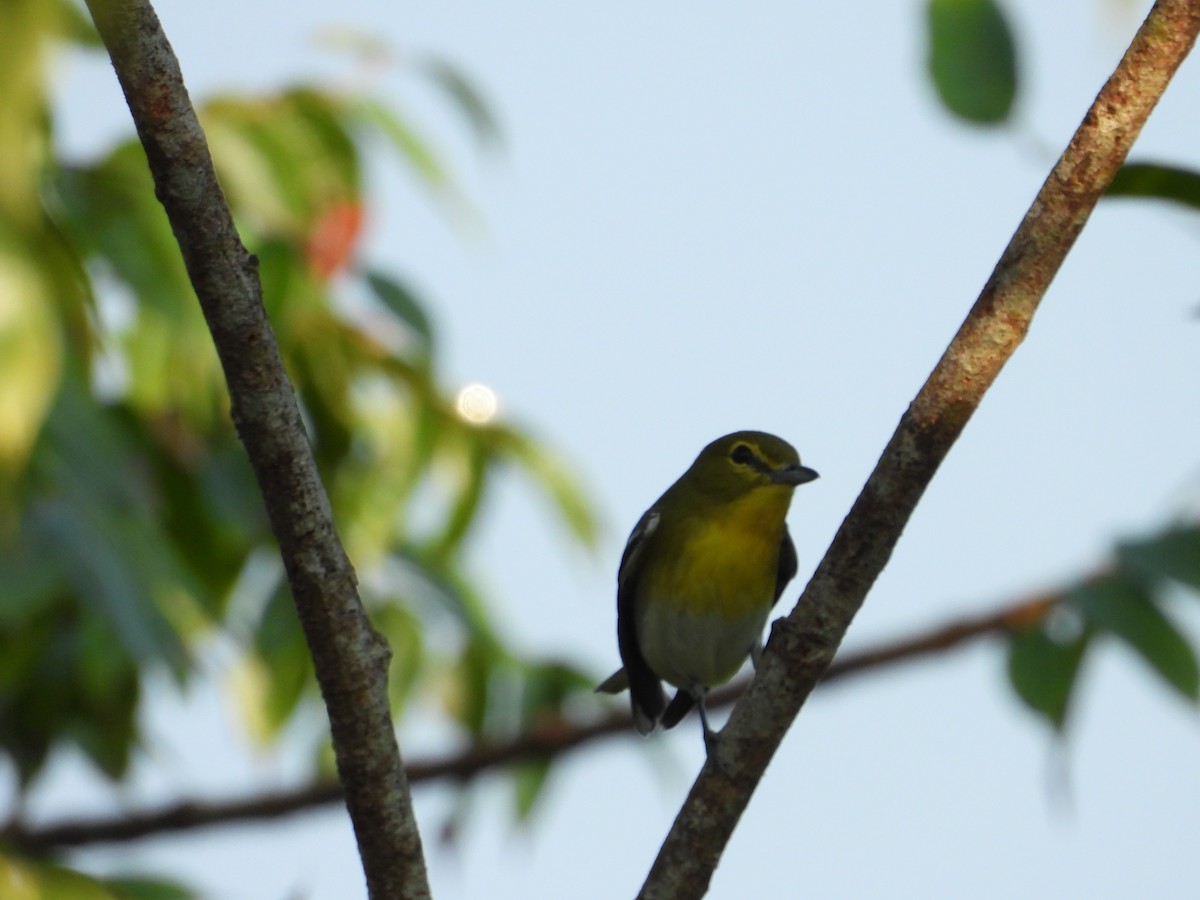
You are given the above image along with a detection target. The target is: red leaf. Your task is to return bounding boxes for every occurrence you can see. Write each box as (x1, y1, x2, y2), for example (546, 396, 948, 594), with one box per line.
(306, 201, 364, 279)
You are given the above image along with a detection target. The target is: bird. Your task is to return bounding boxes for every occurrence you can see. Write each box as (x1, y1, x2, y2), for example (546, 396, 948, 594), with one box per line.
(596, 431, 818, 749)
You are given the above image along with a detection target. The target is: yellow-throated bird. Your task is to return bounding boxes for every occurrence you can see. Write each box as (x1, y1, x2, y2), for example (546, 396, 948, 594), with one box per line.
(597, 431, 818, 747)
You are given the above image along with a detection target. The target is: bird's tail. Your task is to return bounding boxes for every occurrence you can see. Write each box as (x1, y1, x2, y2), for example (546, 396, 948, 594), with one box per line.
(594, 668, 629, 694)
(596, 666, 666, 735)
(660, 690, 696, 729)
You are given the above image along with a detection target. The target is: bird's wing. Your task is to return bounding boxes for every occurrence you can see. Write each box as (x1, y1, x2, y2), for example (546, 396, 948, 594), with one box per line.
(773, 524, 798, 607)
(617, 508, 657, 585)
(616, 509, 666, 733)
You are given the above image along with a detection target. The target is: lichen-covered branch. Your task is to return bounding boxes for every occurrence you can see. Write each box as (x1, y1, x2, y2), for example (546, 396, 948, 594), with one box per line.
(638, 3, 1200, 898)
(81, 2, 430, 897)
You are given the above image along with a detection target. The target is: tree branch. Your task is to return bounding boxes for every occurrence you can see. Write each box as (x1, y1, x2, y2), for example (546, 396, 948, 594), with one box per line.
(638, 3, 1200, 899)
(81, 2, 430, 897)
(4, 592, 1055, 852)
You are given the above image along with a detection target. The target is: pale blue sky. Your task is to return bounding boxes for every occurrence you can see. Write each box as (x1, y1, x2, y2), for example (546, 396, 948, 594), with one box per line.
(32, 1, 1200, 897)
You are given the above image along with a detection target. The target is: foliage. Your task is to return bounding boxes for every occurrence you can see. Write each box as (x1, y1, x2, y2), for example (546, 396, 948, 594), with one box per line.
(0, 850, 195, 899)
(926, 0, 1017, 124)
(924, 0, 1200, 732)
(1007, 524, 1200, 730)
(1106, 161, 1200, 209)
(0, 0, 597, 834)
(926, 0, 1200, 209)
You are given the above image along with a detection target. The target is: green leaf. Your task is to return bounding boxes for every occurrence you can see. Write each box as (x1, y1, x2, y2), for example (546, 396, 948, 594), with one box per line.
(201, 89, 361, 236)
(453, 637, 503, 737)
(489, 427, 600, 550)
(521, 661, 594, 721)
(1117, 524, 1200, 591)
(364, 269, 435, 351)
(927, 0, 1018, 124)
(0, 245, 63, 477)
(1105, 162, 1200, 210)
(103, 876, 198, 900)
(371, 601, 425, 714)
(356, 98, 448, 188)
(392, 548, 502, 644)
(52, 146, 196, 314)
(419, 58, 502, 147)
(0, 854, 192, 900)
(246, 584, 313, 739)
(29, 377, 194, 673)
(512, 758, 551, 821)
(1007, 620, 1089, 730)
(0, 852, 120, 899)
(0, 533, 66, 625)
(51, 0, 103, 49)
(1071, 576, 1199, 701)
(426, 433, 489, 562)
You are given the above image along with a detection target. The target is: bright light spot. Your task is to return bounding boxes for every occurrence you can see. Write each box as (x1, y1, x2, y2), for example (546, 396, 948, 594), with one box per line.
(455, 382, 498, 425)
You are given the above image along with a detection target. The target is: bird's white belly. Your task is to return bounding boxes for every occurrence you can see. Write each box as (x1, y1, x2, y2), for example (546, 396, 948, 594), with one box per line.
(637, 600, 768, 690)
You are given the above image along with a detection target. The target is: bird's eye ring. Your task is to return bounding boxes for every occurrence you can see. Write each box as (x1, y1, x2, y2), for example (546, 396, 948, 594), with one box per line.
(730, 444, 754, 465)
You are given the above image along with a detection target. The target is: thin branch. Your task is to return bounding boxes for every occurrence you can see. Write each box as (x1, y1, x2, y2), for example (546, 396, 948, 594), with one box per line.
(639, 3, 1200, 899)
(81, 2, 430, 897)
(3, 592, 1055, 852)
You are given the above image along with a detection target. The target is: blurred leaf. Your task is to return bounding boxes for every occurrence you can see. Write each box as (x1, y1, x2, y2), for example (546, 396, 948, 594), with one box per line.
(52, 0, 103, 48)
(0, 0, 51, 220)
(0, 853, 191, 900)
(286, 88, 362, 197)
(0, 246, 64, 475)
(306, 201, 364, 279)
(52, 145, 196, 314)
(397, 550, 503, 644)
(1106, 162, 1200, 210)
(51, 146, 227, 428)
(927, 0, 1018, 124)
(151, 442, 265, 618)
(427, 433, 489, 562)
(372, 601, 425, 713)
(242, 584, 313, 741)
(1117, 524, 1200, 591)
(1071, 576, 1199, 701)
(1007, 620, 1089, 730)
(356, 98, 448, 188)
(364, 268, 435, 352)
(451, 636, 508, 737)
(103, 876, 197, 900)
(0, 613, 59, 782)
(490, 426, 600, 550)
(30, 376, 194, 673)
(202, 89, 360, 239)
(512, 758, 551, 821)
(419, 57, 502, 147)
(521, 661, 594, 724)
(0, 851, 121, 900)
(507, 663, 592, 820)
(0, 529, 66, 624)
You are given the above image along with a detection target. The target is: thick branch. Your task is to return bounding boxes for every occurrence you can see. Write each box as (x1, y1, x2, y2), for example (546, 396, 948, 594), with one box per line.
(639, 3, 1200, 899)
(81, 2, 429, 897)
(5, 593, 1055, 852)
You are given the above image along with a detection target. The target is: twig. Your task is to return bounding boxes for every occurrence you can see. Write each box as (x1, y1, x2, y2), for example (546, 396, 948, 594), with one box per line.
(3, 593, 1055, 852)
(638, 3, 1200, 899)
(81, 2, 430, 897)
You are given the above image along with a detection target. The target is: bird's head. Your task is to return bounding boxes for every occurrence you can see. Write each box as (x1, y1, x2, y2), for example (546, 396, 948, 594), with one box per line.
(685, 431, 819, 503)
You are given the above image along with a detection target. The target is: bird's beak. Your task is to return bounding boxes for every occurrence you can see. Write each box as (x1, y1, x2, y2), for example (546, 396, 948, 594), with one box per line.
(771, 463, 819, 486)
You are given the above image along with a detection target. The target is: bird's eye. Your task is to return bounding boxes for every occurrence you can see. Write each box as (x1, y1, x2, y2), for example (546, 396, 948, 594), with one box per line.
(730, 444, 754, 465)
